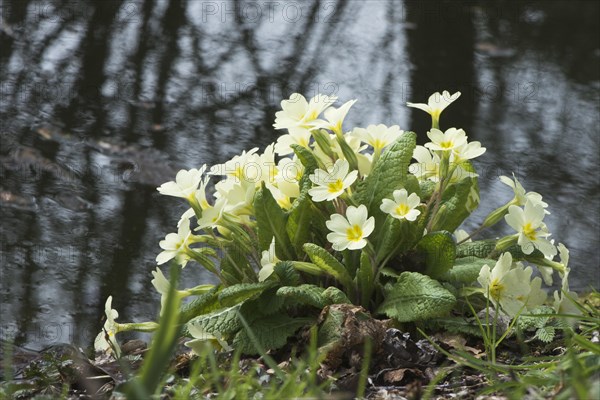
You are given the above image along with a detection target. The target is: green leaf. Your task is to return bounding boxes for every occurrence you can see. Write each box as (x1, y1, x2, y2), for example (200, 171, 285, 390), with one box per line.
(377, 272, 456, 322)
(218, 282, 273, 307)
(439, 257, 494, 284)
(233, 314, 314, 355)
(456, 239, 545, 261)
(419, 180, 436, 201)
(416, 231, 456, 278)
(535, 326, 556, 343)
(425, 317, 484, 337)
(220, 241, 255, 285)
(357, 251, 374, 309)
(303, 243, 353, 290)
(431, 165, 479, 232)
(287, 145, 320, 255)
(456, 240, 496, 259)
(253, 182, 295, 260)
(277, 284, 327, 309)
(375, 212, 425, 265)
(353, 132, 418, 221)
(186, 305, 242, 336)
(274, 261, 302, 286)
(322, 286, 352, 305)
(179, 286, 221, 324)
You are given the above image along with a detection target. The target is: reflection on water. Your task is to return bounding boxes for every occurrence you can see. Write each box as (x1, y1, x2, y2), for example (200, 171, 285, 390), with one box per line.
(1, 0, 598, 350)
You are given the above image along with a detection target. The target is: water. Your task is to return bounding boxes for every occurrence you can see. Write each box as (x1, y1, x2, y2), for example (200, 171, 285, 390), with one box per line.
(1, 0, 598, 350)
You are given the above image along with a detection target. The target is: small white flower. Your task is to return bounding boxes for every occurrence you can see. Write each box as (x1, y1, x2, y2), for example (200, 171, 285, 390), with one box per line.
(210, 148, 260, 183)
(151, 267, 192, 311)
(267, 184, 293, 210)
(452, 140, 486, 161)
(274, 128, 312, 155)
(407, 90, 461, 123)
(499, 174, 549, 212)
(505, 200, 556, 258)
(350, 124, 403, 152)
(156, 219, 200, 267)
(425, 128, 468, 152)
(553, 268, 581, 325)
(326, 204, 375, 251)
(275, 157, 303, 199)
(259, 238, 280, 281)
(214, 179, 254, 215)
(314, 99, 357, 134)
(197, 198, 228, 230)
(410, 145, 477, 183)
(380, 189, 421, 221)
(157, 165, 207, 200)
(94, 296, 121, 356)
(477, 253, 532, 317)
(308, 159, 358, 202)
(274, 93, 337, 131)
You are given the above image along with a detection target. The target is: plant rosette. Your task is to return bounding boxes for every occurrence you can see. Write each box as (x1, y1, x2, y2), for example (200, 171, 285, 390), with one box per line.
(95, 91, 580, 357)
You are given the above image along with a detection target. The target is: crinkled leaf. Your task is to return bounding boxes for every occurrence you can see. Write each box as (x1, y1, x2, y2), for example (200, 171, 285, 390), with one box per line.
(218, 282, 273, 307)
(354, 132, 418, 221)
(439, 257, 494, 284)
(416, 231, 456, 278)
(274, 261, 301, 286)
(322, 286, 352, 305)
(378, 272, 456, 322)
(456, 239, 545, 260)
(303, 243, 353, 290)
(277, 284, 327, 309)
(186, 305, 241, 336)
(254, 182, 295, 260)
(179, 286, 221, 324)
(233, 314, 314, 355)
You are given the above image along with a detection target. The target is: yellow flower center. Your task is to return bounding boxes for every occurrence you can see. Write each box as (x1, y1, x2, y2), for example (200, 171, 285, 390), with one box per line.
(233, 166, 244, 179)
(523, 223, 537, 240)
(489, 278, 505, 300)
(327, 179, 344, 193)
(440, 141, 453, 149)
(306, 110, 319, 121)
(372, 139, 385, 150)
(299, 137, 309, 147)
(346, 224, 363, 242)
(395, 203, 410, 216)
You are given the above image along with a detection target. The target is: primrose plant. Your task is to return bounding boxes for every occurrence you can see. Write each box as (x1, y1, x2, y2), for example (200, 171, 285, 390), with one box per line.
(95, 91, 580, 356)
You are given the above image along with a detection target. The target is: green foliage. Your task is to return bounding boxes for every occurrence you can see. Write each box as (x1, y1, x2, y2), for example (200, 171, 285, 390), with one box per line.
(440, 257, 494, 284)
(416, 230, 456, 278)
(277, 284, 328, 308)
(378, 272, 456, 322)
(430, 173, 479, 233)
(187, 305, 242, 337)
(375, 212, 425, 265)
(303, 243, 354, 291)
(354, 132, 418, 222)
(287, 145, 321, 255)
(218, 282, 274, 306)
(233, 315, 314, 355)
(254, 182, 295, 260)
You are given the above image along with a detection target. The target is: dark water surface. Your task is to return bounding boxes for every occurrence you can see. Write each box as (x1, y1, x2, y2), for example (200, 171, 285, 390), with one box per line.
(1, 0, 599, 350)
